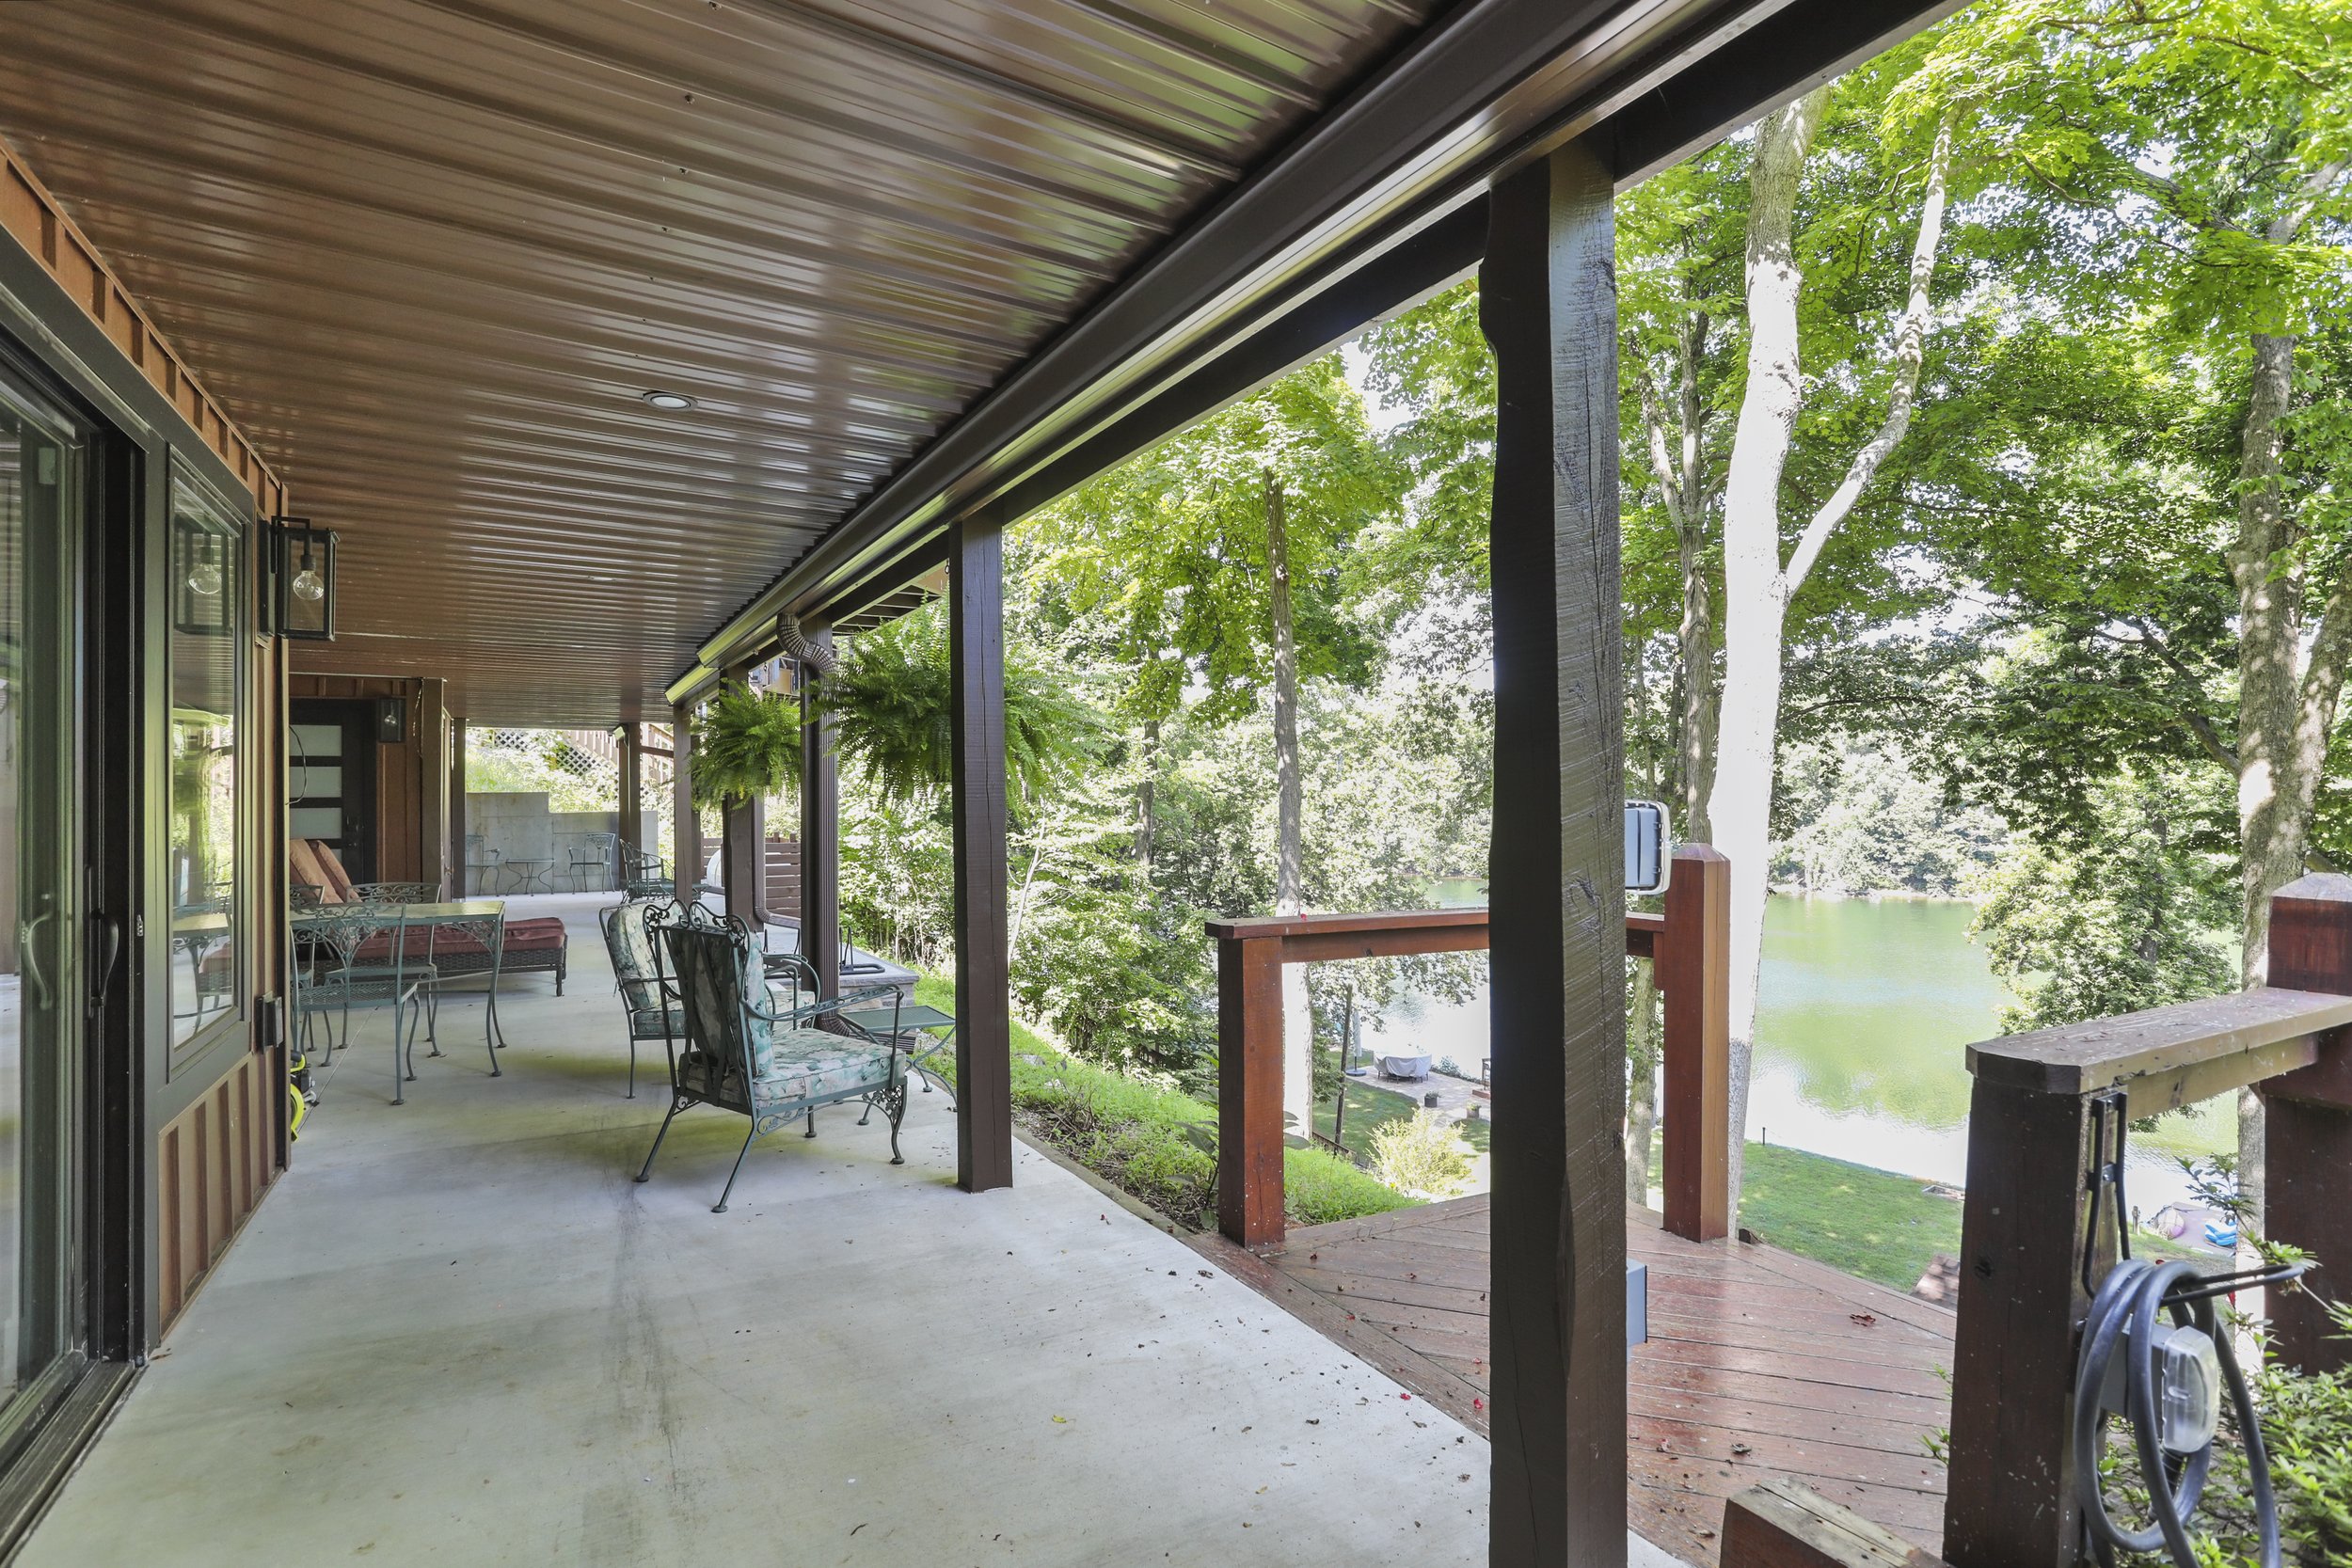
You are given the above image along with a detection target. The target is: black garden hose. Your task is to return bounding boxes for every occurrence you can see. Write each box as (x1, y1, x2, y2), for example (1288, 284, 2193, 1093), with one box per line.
(2073, 1257, 2279, 1568)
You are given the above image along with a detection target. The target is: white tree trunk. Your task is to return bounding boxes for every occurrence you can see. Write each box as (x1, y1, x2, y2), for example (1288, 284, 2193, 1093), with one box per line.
(1708, 99, 1952, 1215)
(1708, 91, 1822, 1217)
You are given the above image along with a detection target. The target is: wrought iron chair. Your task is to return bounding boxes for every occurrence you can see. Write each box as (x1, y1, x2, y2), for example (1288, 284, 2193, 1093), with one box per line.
(619, 840, 670, 899)
(599, 894, 681, 1099)
(635, 902, 908, 1212)
(298, 905, 429, 1093)
(399, 910, 504, 1093)
(290, 883, 326, 911)
(564, 832, 618, 893)
(464, 834, 501, 896)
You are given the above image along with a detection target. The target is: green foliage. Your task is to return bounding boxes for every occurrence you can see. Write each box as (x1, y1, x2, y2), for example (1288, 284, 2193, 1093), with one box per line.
(822, 604, 1101, 809)
(1969, 769, 2236, 1032)
(1773, 738, 2006, 895)
(1366, 1110, 1473, 1199)
(689, 685, 801, 809)
(1284, 1146, 1416, 1227)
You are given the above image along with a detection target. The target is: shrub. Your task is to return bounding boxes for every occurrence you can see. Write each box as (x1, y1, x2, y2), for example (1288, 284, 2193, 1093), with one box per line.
(1285, 1146, 1415, 1227)
(1367, 1110, 1473, 1198)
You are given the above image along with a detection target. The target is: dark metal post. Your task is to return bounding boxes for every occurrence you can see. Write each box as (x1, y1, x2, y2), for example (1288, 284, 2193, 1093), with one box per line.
(619, 721, 644, 868)
(950, 508, 1014, 1193)
(447, 719, 467, 896)
(671, 700, 699, 905)
(2260, 873, 2352, 1376)
(1481, 138, 1628, 1568)
(799, 631, 840, 998)
(720, 665, 765, 928)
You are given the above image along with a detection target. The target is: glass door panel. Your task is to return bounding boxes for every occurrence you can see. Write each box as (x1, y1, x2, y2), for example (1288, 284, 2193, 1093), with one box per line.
(0, 381, 84, 1412)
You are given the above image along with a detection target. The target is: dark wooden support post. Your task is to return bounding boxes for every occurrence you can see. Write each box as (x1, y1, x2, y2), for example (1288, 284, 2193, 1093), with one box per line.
(671, 701, 699, 904)
(1216, 932, 1285, 1246)
(2259, 872, 2352, 1376)
(720, 665, 765, 927)
(618, 722, 644, 859)
(799, 631, 840, 997)
(448, 719, 468, 896)
(1481, 139, 1628, 1568)
(1659, 845, 1731, 1242)
(950, 509, 1014, 1193)
(1941, 1081, 2101, 1568)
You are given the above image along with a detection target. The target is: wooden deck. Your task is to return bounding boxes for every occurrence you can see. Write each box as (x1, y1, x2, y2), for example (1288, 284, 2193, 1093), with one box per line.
(1200, 1197, 1954, 1566)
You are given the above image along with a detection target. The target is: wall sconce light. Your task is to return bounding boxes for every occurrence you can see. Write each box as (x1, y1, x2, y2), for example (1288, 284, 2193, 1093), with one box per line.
(274, 515, 338, 641)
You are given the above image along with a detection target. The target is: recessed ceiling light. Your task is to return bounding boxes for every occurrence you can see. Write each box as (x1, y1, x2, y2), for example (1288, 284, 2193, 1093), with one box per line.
(642, 390, 696, 411)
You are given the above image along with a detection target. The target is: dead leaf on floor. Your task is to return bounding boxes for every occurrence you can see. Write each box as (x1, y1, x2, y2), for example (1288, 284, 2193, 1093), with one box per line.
(1850, 1313, 1877, 1327)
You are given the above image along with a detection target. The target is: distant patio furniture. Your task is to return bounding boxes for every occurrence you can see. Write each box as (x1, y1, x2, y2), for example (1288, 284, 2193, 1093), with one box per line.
(501, 857, 555, 895)
(463, 834, 501, 896)
(635, 902, 908, 1212)
(619, 840, 669, 898)
(1378, 1053, 1431, 1082)
(564, 832, 619, 893)
(599, 894, 681, 1098)
(837, 992, 957, 1103)
(351, 880, 439, 905)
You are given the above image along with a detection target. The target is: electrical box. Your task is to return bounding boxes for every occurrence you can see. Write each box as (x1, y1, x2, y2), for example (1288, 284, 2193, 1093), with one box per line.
(1625, 800, 1672, 894)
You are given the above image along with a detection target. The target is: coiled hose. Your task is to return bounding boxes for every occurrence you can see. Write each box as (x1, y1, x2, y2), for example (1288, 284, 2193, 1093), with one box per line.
(2072, 1257, 2279, 1568)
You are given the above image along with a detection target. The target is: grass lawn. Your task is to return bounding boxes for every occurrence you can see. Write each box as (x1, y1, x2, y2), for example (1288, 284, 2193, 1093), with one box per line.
(910, 975, 1409, 1227)
(1735, 1143, 1963, 1291)
(1311, 1078, 1492, 1163)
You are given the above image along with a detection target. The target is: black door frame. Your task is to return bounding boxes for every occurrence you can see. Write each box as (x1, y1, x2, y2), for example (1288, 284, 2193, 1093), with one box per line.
(0, 220, 265, 1552)
(288, 700, 379, 886)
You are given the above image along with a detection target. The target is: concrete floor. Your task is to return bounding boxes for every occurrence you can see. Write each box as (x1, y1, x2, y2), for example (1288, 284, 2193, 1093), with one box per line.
(23, 895, 1684, 1566)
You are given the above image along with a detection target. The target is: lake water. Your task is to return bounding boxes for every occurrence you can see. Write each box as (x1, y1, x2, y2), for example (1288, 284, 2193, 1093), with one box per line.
(1362, 890, 2232, 1212)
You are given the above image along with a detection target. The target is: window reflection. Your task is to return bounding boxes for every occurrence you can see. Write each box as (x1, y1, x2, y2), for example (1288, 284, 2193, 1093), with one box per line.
(169, 483, 241, 1047)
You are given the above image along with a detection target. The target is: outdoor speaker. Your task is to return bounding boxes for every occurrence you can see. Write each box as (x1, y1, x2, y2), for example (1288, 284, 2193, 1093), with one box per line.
(375, 697, 406, 744)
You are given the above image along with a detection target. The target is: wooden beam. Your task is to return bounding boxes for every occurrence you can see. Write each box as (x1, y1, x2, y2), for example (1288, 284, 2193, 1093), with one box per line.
(1481, 138, 1627, 1568)
(949, 510, 1014, 1194)
(1723, 1480, 1950, 1568)
(2259, 873, 2352, 1376)
(618, 722, 644, 857)
(1658, 845, 1730, 1242)
(1942, 1081, 2101, 1568)
(799, 629, 840, 996)
(1216, 934, 1286, 1247)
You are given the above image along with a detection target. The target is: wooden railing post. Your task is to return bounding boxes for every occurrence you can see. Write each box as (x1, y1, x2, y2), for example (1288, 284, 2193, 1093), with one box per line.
(1658, 845, 1730, 1242)
(1217, 933, 1285, 1247)
(2260, 872, 2352, 1376)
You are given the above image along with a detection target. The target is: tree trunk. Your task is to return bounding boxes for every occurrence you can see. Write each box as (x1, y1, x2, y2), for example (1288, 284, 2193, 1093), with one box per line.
(1267, 469, 1313, 1137)
(1708, 91, 1822, 1216)
(1136, 716, 1160, 876)
(1626, 964, 1661, 1205)
(1677, 510, 1718, 843)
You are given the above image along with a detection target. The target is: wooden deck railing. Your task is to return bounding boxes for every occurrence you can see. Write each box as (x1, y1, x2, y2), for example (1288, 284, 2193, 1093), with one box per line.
(1206, 844, 1730, 1249)
(1942, 873, 2352, 1568)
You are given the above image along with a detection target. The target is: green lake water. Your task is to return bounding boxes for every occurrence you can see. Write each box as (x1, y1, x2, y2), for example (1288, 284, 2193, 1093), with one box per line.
(1368, 890, 2233, 1208)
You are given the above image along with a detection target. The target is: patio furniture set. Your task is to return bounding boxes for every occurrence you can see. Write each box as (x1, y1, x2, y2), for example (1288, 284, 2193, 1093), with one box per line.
(464, 832, 664, 897)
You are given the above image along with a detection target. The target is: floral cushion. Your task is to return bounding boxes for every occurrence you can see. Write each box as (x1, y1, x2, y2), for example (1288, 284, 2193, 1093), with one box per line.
(745, 1029, 896, 1132)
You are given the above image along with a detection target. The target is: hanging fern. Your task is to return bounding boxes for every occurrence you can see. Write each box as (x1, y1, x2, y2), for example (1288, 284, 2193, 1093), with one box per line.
(690, 683, 802, 808)
(821, 605, 1100, 806)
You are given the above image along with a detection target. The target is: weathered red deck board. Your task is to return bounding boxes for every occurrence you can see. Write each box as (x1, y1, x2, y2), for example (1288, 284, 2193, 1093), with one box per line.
(1195, 1197, 1954, 1566)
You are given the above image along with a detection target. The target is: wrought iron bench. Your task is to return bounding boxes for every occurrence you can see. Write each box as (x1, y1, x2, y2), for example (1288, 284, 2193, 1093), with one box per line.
(634, 902, 908, 1212)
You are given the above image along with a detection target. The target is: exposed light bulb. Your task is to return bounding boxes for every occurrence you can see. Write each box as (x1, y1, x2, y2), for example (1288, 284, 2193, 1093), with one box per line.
(291, 566, 326, 603)
(185, 554, 222, 597)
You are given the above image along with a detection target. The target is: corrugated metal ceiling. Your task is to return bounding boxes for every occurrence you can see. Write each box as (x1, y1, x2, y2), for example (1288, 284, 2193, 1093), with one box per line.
(0, 0, 1441, 723)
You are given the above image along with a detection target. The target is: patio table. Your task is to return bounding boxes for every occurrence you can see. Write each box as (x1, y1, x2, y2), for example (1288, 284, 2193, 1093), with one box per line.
(500, 858, 555, 895)
(294, 899, 510, 1100)
(839, 1000, 958, 1103)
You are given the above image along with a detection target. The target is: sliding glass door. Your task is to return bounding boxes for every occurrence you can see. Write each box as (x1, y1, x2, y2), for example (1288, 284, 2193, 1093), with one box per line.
(0, 372, 87, 1434)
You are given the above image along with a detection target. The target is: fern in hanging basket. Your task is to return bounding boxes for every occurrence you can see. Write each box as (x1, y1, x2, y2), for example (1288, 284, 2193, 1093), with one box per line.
(821, 606, 1100, 806)
(690, 684, 802, 809)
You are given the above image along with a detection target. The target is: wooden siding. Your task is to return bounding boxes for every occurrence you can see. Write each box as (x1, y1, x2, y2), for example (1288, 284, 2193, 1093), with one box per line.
(156, 1046, 279, 1329)
(0, 136, 282, 516)
(287, 674, 450, 887)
